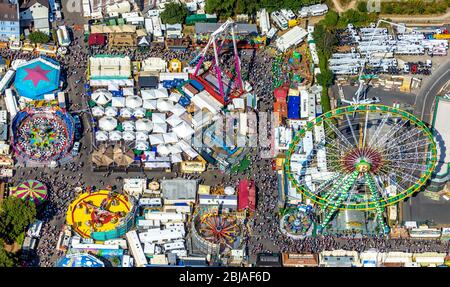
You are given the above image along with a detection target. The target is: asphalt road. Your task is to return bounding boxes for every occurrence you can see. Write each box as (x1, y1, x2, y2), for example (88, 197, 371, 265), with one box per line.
(334, 85, 417, 108)
(415, 59, 450, 124)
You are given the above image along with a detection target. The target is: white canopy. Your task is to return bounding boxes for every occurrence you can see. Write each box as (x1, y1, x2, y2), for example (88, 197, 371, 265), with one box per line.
(224, 186, 235, 195)
(143, 99, 157, 110)
(133, 107, 146, 118)
(99, 116, 118, 131)
(172, 103, 186, 117)
(173, 121, 194, 139)
(166, 114, 183, 127)
(135, 141, 149, 151)
(168, 144, 182, 154)
(153, 123, 167, 133)
(163, 132, 179, 144)
(141, 88, 169, 100)
(126, 96, 143, 108)
(122, 131, 136, 141)
(171, 153, 183, 163)
(122, 121, 135, 131)
(136, 131, 149, 141)
(105, 106, 118, 117)
(95, 130, 109, 141)
(109, 130, 122, 141)
(120, 107, 133, 118)
(91, 89, 112, 106)
(92, 106, 105, 117)
(152, 113, 166, 124)
(156, 144, 171, 156)
(135, 118, 153, 132)
(111, 96, 126, 108)
(149, 134, 164, 145)
(168, 92, 182, 103)
(123, 87, 134, 96)
(156, 99, 174, 112)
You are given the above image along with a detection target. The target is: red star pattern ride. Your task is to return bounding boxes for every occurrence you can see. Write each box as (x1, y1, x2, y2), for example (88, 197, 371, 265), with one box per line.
(23, 65, 51, 87)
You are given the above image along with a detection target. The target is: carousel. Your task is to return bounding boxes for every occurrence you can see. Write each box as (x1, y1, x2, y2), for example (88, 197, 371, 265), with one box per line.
(66, 190, 132, 239)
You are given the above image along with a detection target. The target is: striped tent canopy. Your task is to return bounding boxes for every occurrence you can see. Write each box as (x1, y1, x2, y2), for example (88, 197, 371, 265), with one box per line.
(11, 180, 48, 205)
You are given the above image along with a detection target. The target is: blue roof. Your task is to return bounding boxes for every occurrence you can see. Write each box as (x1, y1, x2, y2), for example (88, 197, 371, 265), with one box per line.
(56, 253, 105, 267)
(14, 58, 60, 100)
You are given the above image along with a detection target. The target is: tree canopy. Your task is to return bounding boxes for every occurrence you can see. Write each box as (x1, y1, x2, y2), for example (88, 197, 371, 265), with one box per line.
(0, 239, 17, 267)
(160, 2, 189, 24)
(28, 31, 50, 44)
(204, 0, 324, 18)
(0, 197, 36, 244)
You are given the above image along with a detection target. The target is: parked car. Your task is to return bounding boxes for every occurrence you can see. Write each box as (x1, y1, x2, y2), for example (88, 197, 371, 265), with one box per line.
(72, 142, 80, 156)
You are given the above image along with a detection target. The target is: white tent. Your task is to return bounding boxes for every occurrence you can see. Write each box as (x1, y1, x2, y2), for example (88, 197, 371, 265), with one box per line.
(141, 89, 154, 100)
(109, 130, 122, 141)
(156, 99, 174, 112)
(163, 132, 179, 144)
(135, 118, 153, 132)
(92, 106, 105, 117)
(168, 92, 182, 103)
(122, 131, 135, 141)
(153, 123, 167, 133)
(126, 96, 143, 108)
(112, 96, 126, 108)
(122, 121, 135, 131)
(123, 87, 134, 96)
(224, 186, 235, 195)
(143, 99, 157, 110)
(157, 145, 171, 156)
(135, 141, 149, 151)
(99, 116, 118, 131)
(105, 106, 118, 117)
(95, 130, 109, 141)
(171, 153, 183, 163)
(168, 144, 182, 154)
(149, 134, 164, 145)
(152, 113, 166, 124)
(136, 131, 149, 141)
(173, 121, 194, 139)
(120, 107, 133, 118)
(91, 89, 112, 105)
(166, 114, 183, 127)
(172, 103, 186, 117)
(133, 107, 146, 118)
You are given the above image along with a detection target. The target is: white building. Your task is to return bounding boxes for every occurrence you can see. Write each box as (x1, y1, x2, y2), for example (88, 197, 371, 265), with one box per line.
(19, 0, 50, 34)
(275, 26, 308, 52)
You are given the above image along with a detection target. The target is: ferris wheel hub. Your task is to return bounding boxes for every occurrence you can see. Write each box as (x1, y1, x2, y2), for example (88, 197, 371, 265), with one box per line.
(355, 159, 372, 173)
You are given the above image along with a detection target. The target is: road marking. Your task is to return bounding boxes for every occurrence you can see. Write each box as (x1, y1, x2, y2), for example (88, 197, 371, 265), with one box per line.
(421, 69, 450, 120)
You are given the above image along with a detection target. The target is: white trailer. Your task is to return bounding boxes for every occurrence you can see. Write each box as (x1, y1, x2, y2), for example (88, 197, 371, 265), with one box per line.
(271, 11, 288, 31)
(258, 9, 271, 35)
(280, 9, 296, 20)
(126, 230, 147, 267)
(4, 89, 18, 118)
(0, 69, 15, 94)
(151, 16, 163, 37)
(145, 18, 154, 34)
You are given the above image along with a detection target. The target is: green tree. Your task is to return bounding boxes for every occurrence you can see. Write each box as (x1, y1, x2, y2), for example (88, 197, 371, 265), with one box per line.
(316, 69, 334, 87)
(357, 1, 368, 12)
(322, 10, 339, 27)
(0, 239, 18, 267)
(0, 197, 36, 244)
(160, 2, 189, 24)
(28, 31, 50, 44)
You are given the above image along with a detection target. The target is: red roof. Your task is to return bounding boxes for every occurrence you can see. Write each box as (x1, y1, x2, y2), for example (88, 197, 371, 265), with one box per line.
(274, 86, 288, 102)
(88, 33, 106, 46)
(238, 179, 256, 211)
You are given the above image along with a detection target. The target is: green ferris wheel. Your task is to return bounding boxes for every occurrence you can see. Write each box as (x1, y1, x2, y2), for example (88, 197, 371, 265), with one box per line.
(284, 104, 438, 234)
